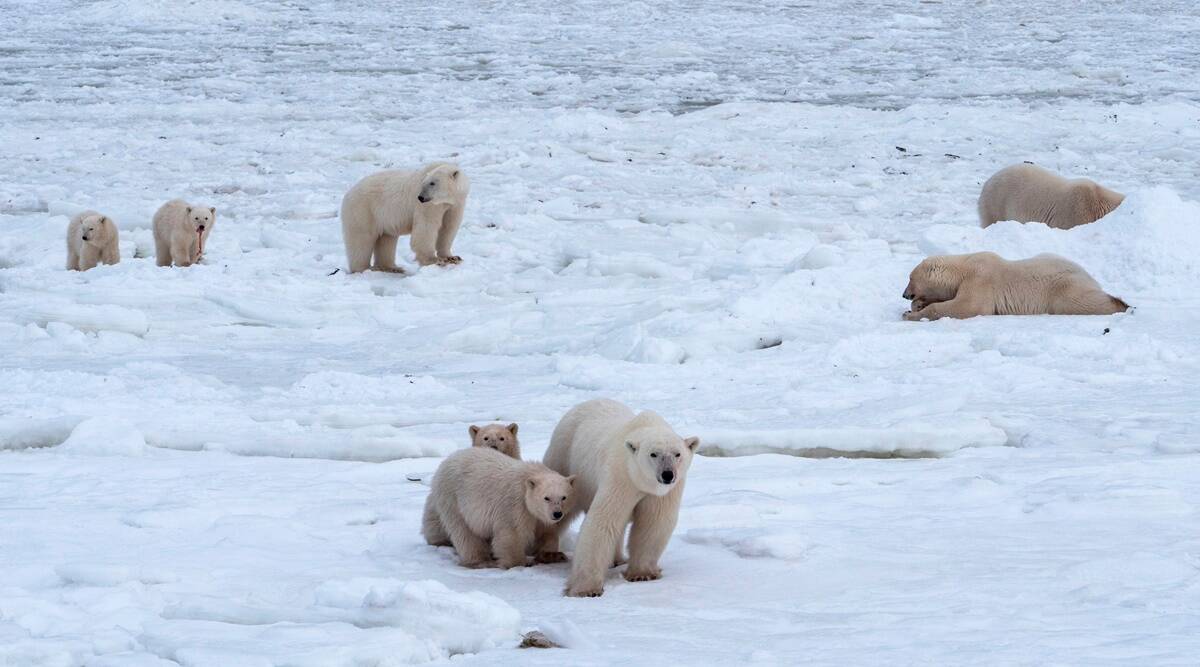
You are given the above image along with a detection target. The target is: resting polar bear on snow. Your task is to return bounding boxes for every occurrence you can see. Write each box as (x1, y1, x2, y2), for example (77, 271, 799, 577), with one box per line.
(978, 163, 1124, 229)
(66, 211, 120, 271)
(544, 398, 699, 597)
(340, 163, 469, 273)
(903, 252, 1129, 321)
(422, 447, 575, 569)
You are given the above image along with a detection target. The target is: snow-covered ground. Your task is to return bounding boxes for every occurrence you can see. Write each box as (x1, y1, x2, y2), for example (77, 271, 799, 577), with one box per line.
(3, 1, 1200, 664)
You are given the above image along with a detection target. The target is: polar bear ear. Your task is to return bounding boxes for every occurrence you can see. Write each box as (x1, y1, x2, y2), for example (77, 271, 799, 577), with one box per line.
(186, 207, 192, 214)
(98, 216, 108, 225)
(209, 206, 216, 216)
(625, 441, 637, 454)
(684, 437, 700, 451)
(468, 425, 480, 439)
(507, 423, 518, 435)
(566, 475, 577, 486)
(452, 170, 460, 179)
(526, 478, 537, 490)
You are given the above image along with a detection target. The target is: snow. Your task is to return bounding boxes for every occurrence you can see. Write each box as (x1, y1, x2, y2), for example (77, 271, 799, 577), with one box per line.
(3, 0, 1200, 663)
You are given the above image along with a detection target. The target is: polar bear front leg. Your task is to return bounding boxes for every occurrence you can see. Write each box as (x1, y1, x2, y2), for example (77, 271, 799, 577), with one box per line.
(67, 245, 80, 271)
(435, 205, 464, 264)
(77, 246, 101, 271)
(410, 206, 442, 266)
(101, 239, 120, 266)
(372, 234, 405, 273)
(566, 489, 641, 597)
(625, 486, 683, 582)
(492, 524, 535, 569)
(534, 524, 567, 564)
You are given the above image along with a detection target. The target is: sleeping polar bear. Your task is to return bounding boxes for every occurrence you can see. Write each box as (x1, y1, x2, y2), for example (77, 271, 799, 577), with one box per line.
(978, 163, 1124, 229)
(903, 252, 1129, 320)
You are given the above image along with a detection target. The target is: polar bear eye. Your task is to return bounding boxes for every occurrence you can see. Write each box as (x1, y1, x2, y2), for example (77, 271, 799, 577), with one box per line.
(675, 452, 681, 458)
(543, 496, 550, 502)
(559, 496, 566, 501)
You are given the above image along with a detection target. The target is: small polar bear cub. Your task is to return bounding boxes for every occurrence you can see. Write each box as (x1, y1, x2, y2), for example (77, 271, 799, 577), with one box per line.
(470, 423, 521, 459)
(422, 447, 576, 569)
(978, 163, 1125, 230)
(543, 398, 699, 598)
(903, 251, 1129, 320)
(66, 211, 120, 271)
(153, 199, 216, 267)
(340, 162, 469, 273)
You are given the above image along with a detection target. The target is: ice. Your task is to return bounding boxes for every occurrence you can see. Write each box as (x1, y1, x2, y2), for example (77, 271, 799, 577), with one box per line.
(3, 0, 1200, 663)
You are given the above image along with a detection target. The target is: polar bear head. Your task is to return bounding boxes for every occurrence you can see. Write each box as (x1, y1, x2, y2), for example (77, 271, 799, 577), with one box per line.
(416, 163, 468, 206)
(524, 471, 576, 525)
(184, 205, 216, 234)
(903, 254, 972, 312)
(78, 214, 113, 246)
(624, 419, 700, 496)
(469, 423, 521, 459)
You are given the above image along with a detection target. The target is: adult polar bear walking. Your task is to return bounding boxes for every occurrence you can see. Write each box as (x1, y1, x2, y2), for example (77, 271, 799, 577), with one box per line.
(339, 163, 469, 273)
(544, 398, 699, 598)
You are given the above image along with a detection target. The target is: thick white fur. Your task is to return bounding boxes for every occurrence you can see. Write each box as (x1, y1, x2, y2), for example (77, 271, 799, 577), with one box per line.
(66, 211, 120, 271)
(339, 162, 469, 273)
(903, 251, 1130, 320)
(978, 163, 1124, 229)
(422, 447, 575, 569)
(153, 199, 216, 267)
(544, 398, 699, 597)
(469, 422, 521, 459)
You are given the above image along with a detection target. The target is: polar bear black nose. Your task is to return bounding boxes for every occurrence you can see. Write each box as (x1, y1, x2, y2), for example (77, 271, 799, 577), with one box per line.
(660, 470, 675, 484)
(198, 224, 205, 231)
(417, 195, 429, 203)
(81, 234, 89, 241)
(552, 511, 563, 520)
(903, 288, 914, 299)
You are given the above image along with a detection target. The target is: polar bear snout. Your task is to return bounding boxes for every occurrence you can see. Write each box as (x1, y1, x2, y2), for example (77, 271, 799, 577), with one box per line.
(659, 469, 675, 484)
(903, 283, 915, 300)
(552, 511, 564, 521)
(417, 194, 430, 203)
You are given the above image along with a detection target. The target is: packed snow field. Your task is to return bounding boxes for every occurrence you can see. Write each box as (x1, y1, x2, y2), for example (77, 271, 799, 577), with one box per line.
(3, 0, 1200, 664)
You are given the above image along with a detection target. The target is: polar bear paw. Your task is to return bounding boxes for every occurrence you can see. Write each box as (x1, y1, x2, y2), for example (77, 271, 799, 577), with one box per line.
(624, 567, 662, 582)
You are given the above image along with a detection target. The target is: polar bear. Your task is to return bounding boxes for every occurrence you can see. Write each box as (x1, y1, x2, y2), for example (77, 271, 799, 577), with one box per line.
(66, 211, 120, 271)
(902, 252, 1129, 320)
(978, 163, 1124, 229)
(470, 423, 521, 459)
(543, 398, 699, 597)
(422, 447, 575, 569)
(339, 163, 469, 273)
(153, 199, 216, 267)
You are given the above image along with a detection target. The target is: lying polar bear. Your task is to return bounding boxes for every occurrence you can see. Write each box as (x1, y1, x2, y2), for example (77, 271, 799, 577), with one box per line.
(903, 252, 1129, 320)
(978, 163, 1124, 229)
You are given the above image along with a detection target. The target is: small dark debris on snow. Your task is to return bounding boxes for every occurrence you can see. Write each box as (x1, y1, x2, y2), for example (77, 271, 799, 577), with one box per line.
(520, 631, 562, 649)
(944, 153, 961, 159)
(327, 268, 340, 276)
(895, 146, 907, 152)
(1103, 327, 1111, 335)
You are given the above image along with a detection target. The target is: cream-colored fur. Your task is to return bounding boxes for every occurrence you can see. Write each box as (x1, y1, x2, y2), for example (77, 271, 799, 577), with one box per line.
(422, 447, 575, 569)
(339, 163, 469, 273)
(153, 199, 216, 267)
(543, 398, 699, 598)
(66, 211, 120, 271)
(978, 163, 1124, 229)
(903, 252, 1129, 321)
(470, 423, 521, 459)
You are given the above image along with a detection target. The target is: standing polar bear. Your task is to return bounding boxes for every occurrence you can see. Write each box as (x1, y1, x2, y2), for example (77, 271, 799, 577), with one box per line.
(978, 163, 1125, 229)
(66, 211, 120, 271)
(422, 447, 575, 569)
(340, 163, 469, 273)
(902, 252, 1129, 320)
(543, 398, 699, 598)
(153, 199, 216, 267)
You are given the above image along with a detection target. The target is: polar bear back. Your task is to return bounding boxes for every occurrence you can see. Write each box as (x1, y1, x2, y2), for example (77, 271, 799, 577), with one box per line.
(978, 163, 1123, 229)
(544, 398, 635, 509)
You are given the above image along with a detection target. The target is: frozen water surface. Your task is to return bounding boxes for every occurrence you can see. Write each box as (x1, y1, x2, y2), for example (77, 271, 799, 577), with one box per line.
(2, 1, 1199, 664)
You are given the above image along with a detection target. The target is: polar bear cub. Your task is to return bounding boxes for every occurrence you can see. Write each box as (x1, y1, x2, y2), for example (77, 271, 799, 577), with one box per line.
(470, 423, 521, 459)
(340, 163, 469, 273)
(422, 447, 575, 569)
(543, 398, 699, 597)
(66, 211, 120, 271)
(153, 199, 216, 267)
(903, 251, 1129, 320)
(978, 163, 1124, 229)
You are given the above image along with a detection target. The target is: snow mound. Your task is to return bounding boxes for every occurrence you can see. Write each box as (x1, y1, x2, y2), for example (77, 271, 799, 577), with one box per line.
(58, 417, 149, 457)
(698, 418, 1009, 458)
(920, 187, 1200, 297)
(150, 579, 519, 665)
